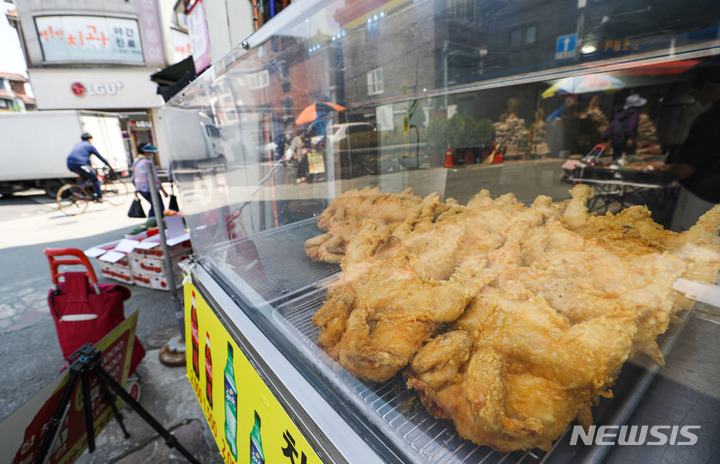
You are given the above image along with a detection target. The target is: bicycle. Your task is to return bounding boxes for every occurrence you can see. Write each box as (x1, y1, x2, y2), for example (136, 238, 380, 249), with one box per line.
(56, 167, 130, 216)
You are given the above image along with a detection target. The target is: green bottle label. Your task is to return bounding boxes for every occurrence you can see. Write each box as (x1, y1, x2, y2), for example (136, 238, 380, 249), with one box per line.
(250, 411, 264, 464)
(224, 343, 237, 459)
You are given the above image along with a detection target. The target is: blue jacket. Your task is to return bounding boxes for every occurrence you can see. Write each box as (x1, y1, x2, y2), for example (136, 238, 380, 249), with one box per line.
(66, 141, 110, 169)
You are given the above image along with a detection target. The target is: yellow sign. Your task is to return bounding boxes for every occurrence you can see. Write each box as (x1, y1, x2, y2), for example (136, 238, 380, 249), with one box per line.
(307, 152, 325, 175)
(184, 283, 322, 464)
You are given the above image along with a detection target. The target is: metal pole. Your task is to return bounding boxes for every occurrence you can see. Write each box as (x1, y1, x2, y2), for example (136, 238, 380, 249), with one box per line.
(147, 166, 185, 342)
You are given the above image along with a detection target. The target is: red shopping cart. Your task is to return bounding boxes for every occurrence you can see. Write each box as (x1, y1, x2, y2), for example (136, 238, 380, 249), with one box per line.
(44, 248, 145, 379)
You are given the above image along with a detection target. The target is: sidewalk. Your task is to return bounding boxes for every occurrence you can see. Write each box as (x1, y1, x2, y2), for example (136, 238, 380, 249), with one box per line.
(0, 190, 222, 463)
(76, 328, 223, 464)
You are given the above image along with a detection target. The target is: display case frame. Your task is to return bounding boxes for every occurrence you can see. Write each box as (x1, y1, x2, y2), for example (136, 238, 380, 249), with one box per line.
(163, 0, 720, 462)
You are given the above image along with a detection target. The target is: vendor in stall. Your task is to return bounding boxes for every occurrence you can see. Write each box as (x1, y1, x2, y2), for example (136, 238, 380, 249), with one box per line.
(603, 94, 647, 160)
(669, 60, 720, 231)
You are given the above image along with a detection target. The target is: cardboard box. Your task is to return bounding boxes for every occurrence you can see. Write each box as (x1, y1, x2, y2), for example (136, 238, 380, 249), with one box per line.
(132, 262, 185, 291)
(85, 217, 192, 289)
(129, 252, 189, 291)
(85, 240, 135, 284)
(98, 258, 134, 284)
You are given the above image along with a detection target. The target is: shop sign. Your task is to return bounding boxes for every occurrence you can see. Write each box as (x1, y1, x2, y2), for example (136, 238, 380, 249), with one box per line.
(129, 120, 152, 129)
(184, 283, 322, 464)
(70, 81, 124, 97)
(0, 312, 139, 464)
(137, 0, 165, 64)
(35, 16, 144, 63)
(171, 29, 192, 64)
(187, 1, 211, 74)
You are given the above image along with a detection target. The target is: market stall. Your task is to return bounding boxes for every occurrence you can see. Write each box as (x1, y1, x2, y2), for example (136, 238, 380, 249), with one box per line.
(160, 1, 720, 463)
(568, 154, 679, 216)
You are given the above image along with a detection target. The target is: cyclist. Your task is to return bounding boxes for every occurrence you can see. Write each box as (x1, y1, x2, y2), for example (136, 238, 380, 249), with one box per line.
(66, 132, 114, 201)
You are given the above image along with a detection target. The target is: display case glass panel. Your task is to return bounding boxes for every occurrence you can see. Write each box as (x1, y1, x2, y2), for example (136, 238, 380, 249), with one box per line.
(161, 1, 720, 462)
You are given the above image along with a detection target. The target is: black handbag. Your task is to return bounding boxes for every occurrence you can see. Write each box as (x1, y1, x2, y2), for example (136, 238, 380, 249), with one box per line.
(168, 182, 179, 212)
(128, 195, 146, 218)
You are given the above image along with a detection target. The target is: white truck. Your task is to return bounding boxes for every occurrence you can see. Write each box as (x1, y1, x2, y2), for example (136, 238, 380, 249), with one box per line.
(0, 110, 130, 197)
(159, 108, 227, 170)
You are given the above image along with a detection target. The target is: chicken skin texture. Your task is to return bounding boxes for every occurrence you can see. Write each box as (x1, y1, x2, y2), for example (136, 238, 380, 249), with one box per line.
(311, 184, 720, 451)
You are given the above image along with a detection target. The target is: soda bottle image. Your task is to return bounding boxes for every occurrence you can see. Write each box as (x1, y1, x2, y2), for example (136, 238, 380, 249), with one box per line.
(190, 292, 200, 379)
(250, 411, 265, 464)
(205, 332, 213, 409)
(224, 342, 238, 460)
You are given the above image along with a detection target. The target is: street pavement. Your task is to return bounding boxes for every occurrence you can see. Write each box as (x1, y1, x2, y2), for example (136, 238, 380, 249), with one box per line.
(0, 188, 222, 463)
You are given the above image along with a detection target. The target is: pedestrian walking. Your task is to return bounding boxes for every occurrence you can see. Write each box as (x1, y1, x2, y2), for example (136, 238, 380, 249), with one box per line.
(132, 143, 167, 218)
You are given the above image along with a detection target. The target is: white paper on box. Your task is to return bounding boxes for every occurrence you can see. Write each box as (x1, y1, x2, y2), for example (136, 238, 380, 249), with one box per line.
(136, 240, 161, 250)
(113, 239, 140, 253)
(166, 215, 185, 238)
(166, 233, 190, 246)
(99, 251, 126, 263)
(84, 247, 106, 258)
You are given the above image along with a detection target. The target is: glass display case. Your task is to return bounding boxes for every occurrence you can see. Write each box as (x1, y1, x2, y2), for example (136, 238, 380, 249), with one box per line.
(161, 1, 720, 462)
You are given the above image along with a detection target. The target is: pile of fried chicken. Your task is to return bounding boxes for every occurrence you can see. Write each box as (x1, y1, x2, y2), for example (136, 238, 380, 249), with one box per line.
(306, 185, 720, 452)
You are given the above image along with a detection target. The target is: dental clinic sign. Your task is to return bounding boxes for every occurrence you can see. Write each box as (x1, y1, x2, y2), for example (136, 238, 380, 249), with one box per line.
(35, 16, 144, 63)
(70, 81, 124, 98)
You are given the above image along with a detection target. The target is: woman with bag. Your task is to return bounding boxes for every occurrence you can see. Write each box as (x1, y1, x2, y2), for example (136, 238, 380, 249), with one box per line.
(131, 143, 167, 218)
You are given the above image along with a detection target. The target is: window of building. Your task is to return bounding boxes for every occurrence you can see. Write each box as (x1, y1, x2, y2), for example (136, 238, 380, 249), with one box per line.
(280, 61, 291, 93)
(282, 98, 293, 121)
(367, 68, 384, 95)
(366, 17, 381, 40)
(448, 0, 475, 22)
(510, 25, 538, 48)
(510, 29, 523, 48)
(525, 25, 537, 45)
(249, 70, 270, 89)
(0, 79, 5, 90)
(0, 99, 8, 108)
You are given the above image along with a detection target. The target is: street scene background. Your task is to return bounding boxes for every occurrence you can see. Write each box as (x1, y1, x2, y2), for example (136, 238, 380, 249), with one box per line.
(0, 189, 222, 463)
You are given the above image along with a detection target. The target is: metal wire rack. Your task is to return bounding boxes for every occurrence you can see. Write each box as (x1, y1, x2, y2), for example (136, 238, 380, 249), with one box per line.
(275, 287, 545, 464)
(213, 218, 690, 464)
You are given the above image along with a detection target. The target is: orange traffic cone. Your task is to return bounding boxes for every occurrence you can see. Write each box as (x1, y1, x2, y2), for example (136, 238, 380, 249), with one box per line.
(443, 146, 454, 167)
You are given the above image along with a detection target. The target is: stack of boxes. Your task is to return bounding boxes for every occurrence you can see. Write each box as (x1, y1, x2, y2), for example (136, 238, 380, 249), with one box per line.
(128, 239, 192, 290)
(84, 216, 191, 291)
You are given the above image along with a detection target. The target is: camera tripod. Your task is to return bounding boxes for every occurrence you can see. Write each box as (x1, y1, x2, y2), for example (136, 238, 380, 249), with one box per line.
(34, 343, 200, 464)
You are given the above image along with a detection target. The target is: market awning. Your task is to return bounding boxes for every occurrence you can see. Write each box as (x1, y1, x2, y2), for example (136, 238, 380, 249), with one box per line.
(150, 56, 199, 102)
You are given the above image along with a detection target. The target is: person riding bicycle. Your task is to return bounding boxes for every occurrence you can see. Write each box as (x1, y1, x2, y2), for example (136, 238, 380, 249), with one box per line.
(66, 132, 114, 201)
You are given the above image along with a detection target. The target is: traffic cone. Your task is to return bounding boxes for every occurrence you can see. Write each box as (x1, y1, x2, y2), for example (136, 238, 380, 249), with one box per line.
(443, 146, 454, 167)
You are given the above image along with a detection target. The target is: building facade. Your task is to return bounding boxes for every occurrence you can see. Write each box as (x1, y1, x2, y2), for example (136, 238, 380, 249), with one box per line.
(11, 0, 194, 167)
(0, 72, 35, 111)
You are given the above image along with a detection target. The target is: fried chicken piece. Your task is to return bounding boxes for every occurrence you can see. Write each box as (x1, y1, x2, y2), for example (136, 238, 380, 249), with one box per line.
(311, 185, 720, 453)
(305, 187, 423, 263)
(313, 197, 498, 382)
(408, 282, 638, 452)
(408, 337, 598, 452)
(313, 254, 477, 382)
